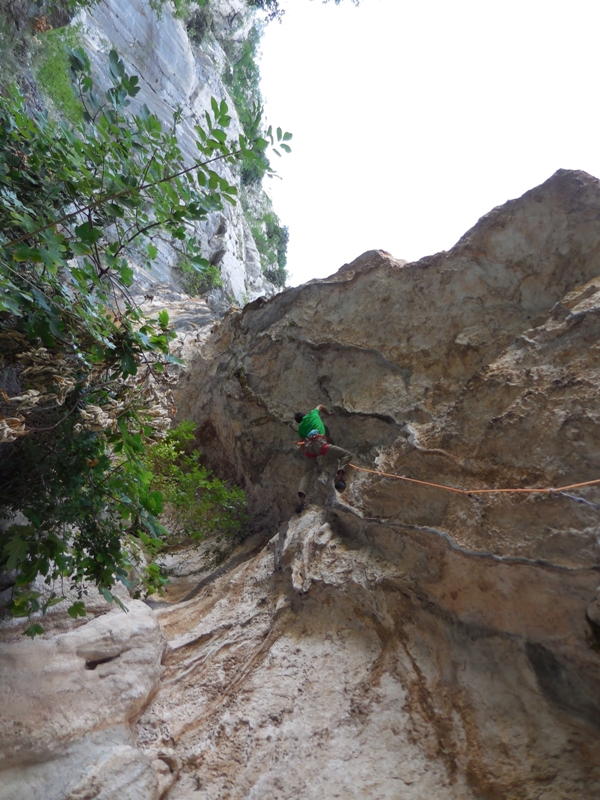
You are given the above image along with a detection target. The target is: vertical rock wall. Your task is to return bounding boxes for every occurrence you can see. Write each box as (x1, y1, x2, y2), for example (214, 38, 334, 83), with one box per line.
(78, 0, 273, 308)
(159, 169, 600, 798)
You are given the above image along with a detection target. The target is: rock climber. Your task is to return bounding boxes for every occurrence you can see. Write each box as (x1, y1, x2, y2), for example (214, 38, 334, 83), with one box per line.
(294, 404, 353, 513)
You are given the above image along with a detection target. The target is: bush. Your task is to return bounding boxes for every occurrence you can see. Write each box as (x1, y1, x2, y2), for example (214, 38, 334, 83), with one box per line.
(221, 25, 272, 183)
(149, 0, 209, 21)
(145, 421, 247, 542)
(250, 211, 288, 287)
(187, 4, 213, 43)
(32, 25, 83, 122)
(176, 253, 223, 295)
(246, 0, 284, 23)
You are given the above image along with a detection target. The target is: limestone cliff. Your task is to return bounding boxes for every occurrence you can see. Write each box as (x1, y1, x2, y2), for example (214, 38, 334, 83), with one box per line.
(79, 0, 274, 311)
(2, 0, 279, 311)
(2, 169, 600, 799)
(166, 168, 600, 798)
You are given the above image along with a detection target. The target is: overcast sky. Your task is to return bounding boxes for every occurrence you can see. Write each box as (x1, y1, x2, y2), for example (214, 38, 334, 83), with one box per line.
(258, 0, 600, 286)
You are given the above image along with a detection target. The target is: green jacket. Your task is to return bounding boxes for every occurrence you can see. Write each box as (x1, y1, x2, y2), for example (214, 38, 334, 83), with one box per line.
(297, 408, 325, 439)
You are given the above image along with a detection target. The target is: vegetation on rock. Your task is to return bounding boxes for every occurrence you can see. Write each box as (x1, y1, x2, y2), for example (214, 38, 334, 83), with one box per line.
(222, 23, 290, 286)
(146, 421, 247, 543)
(32, 25, 84, 122)
(0, 46, 280, 632)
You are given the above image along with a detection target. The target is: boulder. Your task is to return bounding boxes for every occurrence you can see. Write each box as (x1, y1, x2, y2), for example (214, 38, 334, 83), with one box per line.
(0, 602, 166, 800)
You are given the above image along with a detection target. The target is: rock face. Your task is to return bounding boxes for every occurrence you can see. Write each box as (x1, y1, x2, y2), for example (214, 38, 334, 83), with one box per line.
(163, 169, 600, 797)
(137, 509, 599, 799)
(78, 0, 274, 308)
(3, 169, 600, 799)
(0, 601, 166, 800)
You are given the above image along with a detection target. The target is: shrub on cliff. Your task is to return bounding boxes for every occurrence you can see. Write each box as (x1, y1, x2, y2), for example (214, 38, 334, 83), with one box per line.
(146, 421, 247, 542)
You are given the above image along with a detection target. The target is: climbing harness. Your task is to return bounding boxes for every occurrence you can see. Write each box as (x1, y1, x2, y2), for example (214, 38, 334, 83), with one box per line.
(295, 430, 331, 459)
(348, 463, 600, 500)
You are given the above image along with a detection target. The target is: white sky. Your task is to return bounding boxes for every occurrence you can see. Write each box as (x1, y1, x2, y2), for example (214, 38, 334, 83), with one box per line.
(258, 0, 600, 286)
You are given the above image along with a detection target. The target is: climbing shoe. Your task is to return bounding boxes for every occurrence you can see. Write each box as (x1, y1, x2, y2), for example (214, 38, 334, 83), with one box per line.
(334, 480, 347, 493)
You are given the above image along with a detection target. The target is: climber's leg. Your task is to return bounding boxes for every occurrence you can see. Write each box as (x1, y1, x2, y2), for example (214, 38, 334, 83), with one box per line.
(297, 457, 317, 507)
(323, 446, 353, 492)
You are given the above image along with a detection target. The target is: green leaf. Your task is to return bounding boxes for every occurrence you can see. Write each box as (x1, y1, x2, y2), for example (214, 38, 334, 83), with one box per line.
(31, 288, 51, 311)
(283, 132, 293, 141)
(24, 624, 44, 638)
(121, 351, 137, 376)
(100, 588, 115, 604)
(144, 514, 169, 539)
(4, 535, 30, 572)
(67, 601, 87, 619)
(12, 245, 43, 263)
(0, 294, 25, 315)
(100, 588, 127, 612)
(71, 241, 93, 256)
(144, 489, 164, 515)
(75, 222, 103, 244)
(119, 263, 134, 285)
(69, 46, 89, 74)
(42, 595, 65, 614)
(158, 309, 169, 328)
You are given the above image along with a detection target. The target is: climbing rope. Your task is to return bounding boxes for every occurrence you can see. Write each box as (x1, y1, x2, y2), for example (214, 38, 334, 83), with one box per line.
(349, 464, 600, 497)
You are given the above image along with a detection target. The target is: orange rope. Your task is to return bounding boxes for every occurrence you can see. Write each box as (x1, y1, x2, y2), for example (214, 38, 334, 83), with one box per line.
(349, 464, 600, 497)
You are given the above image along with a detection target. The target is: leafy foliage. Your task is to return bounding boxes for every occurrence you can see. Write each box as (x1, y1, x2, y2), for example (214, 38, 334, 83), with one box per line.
(149, 0, 209, 22)
(32, 25, 84, 123)
(222, 25, 267, 185)
(222, 25, 290, 285)
(186, 3, 213, 44)
(246, 0, 286, 24)
(177, 254, 223, 296)
(145, 421, 247, 542)
(0, 47, 278, 630)
(249, 210, 288, 287)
